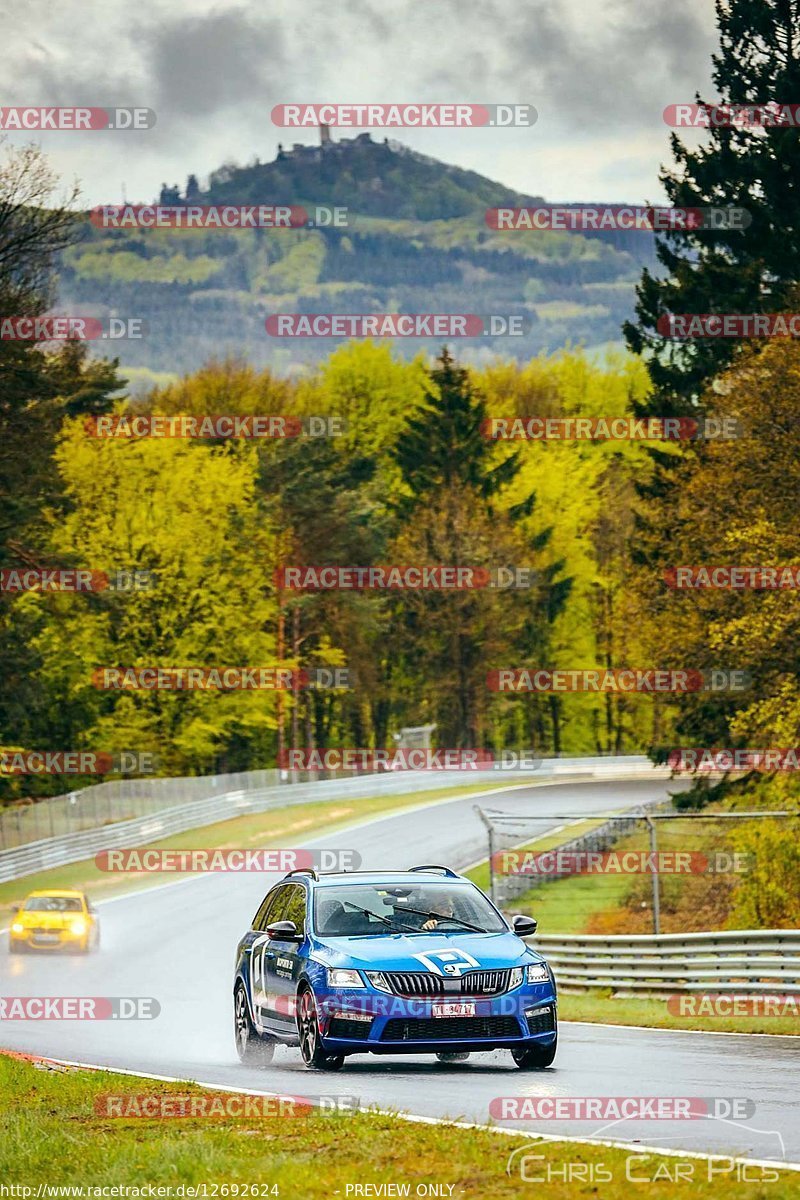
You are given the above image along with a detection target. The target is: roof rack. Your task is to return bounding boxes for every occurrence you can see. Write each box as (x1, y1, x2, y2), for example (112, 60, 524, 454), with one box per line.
(284, 867, 319, 881)
(408, 865, 460, 877)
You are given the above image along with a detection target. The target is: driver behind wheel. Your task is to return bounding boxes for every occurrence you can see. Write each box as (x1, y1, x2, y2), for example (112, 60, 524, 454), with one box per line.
(420, 893, 456, 930)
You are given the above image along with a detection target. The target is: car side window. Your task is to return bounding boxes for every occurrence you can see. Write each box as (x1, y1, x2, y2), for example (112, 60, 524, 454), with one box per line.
(252, 885, 286, 931)
(281, 884, 307, 934)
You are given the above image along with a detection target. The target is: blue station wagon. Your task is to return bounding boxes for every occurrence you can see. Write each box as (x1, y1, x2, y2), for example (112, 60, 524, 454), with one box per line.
(233, 865, 557, 1071)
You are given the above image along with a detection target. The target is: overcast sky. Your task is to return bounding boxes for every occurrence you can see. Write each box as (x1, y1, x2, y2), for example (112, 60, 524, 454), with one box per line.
(2, 0, 719, 207)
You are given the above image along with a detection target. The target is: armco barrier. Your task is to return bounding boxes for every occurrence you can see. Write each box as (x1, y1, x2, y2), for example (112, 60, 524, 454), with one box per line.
(0, 756, 669, 883)
(532, 929, 800, 995)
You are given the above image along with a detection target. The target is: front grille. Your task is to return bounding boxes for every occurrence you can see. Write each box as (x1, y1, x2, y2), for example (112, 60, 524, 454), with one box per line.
(383, 970, 514, 998)
(526, 1006, 556, 1035)
(381, 1016, 521, 1042)
(328, 1016, 372, 1041)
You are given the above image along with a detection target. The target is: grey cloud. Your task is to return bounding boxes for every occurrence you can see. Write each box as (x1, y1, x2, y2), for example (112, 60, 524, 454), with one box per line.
(145, 9, 287, 116)
(453, 0, 715, 130)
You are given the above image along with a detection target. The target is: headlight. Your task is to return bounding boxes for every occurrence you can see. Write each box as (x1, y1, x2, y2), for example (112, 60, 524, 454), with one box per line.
(327, 968, 365, 989)
(364, 971, 393, 993)
(507, 967, 524, 988)
(11, 923, 24, 934)
(70, 919, 87, 936)
(527, 962, 550, 983)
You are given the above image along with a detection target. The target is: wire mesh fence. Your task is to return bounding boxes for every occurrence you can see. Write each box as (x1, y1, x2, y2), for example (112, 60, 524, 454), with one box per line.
(0, 770, 282, 851)
(475, 804, 800, 935)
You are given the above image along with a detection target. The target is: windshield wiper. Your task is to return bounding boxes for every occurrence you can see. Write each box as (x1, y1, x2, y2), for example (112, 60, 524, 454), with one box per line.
(341, 901, 419, 934)
(396, 905, 486, 933)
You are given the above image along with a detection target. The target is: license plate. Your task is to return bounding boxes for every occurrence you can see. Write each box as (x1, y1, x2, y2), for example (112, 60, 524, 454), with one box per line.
(34, 934, 60, 944)
(431, 1002, 476, 1018)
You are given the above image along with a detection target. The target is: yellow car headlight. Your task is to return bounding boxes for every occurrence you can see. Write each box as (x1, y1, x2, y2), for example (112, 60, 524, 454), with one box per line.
(11, 922, 24, 934)
(70, 918, 87, 936)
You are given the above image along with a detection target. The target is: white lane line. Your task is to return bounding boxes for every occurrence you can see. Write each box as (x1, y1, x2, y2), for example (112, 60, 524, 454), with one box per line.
(6, 1051, 799, 1172)
(562, 1019, 800, 1040)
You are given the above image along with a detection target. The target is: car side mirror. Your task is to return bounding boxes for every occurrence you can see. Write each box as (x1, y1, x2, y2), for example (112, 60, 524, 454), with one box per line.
(266, 919, 302, 942)
(11, 904, 20, 913)
(512, 914, 538, 937)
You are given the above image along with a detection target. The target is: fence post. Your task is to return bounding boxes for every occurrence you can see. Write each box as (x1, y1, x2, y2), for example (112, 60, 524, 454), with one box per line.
(474, 806, 497, 904)
(645, 813, 661, 935)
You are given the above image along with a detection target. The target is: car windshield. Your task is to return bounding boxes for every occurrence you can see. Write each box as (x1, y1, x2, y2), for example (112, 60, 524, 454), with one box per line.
(313, 882, 506, 936)
(24, 896, 83, 912)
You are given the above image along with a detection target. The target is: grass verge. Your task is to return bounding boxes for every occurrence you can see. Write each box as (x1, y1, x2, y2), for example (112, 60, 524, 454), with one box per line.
(559, 992, 800, 1037)
(0, 1053, 794, 1196)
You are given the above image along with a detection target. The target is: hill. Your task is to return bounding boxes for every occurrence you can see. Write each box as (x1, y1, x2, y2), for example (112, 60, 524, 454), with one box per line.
(55, 133, 656, 381)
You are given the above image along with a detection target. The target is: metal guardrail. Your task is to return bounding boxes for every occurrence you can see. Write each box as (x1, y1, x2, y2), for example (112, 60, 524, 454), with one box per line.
(0, 756, 669, 883)
(0, 769, 283, 850)
(532, 930, 800, 995)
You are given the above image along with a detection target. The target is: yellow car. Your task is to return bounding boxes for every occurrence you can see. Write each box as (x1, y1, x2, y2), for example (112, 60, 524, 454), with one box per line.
(9, 889, 100, 954)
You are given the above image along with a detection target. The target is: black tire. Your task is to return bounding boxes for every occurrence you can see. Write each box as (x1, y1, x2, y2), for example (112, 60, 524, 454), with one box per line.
(512, 1037, 557, 1069)
(435, 1052, 470, 1063)
(297, 987, 345, 1071)
(234, 982, 275, 1066)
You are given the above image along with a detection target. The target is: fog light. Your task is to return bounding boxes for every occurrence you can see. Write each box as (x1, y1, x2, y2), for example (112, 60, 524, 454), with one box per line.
(525, 1005, 553, 1019)
(365, 971, 393, 993)
(332, 1010, 372, 1023)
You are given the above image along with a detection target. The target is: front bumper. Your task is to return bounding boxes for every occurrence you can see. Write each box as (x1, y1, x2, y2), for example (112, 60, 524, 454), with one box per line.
(11, 926, 88, 951)
(315, 982, 557, 1054)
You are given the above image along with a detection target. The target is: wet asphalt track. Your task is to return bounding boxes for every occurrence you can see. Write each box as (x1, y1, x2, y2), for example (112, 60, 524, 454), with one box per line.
(2, 777, 799, 1166)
